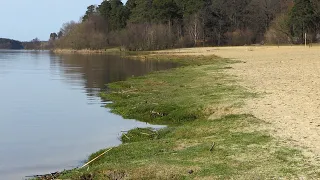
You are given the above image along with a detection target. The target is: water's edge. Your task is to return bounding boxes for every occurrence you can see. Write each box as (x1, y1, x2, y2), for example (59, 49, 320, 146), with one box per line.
(0, 50, 176, 179)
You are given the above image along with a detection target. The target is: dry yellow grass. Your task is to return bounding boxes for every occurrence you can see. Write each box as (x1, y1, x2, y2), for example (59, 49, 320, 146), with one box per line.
(53, 48, 121, 54)
(162, 45, 320, 160)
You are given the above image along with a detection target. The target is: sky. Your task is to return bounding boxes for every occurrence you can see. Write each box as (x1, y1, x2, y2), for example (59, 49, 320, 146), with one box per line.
(0, 0, 127, 41)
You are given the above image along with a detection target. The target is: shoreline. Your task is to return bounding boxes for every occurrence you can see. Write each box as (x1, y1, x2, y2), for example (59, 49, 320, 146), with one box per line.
(52, 48, 124, 54)
(43, 50, 319, 179)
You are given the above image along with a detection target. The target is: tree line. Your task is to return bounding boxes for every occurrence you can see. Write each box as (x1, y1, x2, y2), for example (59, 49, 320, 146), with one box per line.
(50, 0, 320, 51)
(0, 38, 24, 49)
(0, 38, 50, 50)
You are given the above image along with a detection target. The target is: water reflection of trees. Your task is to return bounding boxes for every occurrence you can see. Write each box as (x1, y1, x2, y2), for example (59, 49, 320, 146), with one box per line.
(50, 53, 177, 97)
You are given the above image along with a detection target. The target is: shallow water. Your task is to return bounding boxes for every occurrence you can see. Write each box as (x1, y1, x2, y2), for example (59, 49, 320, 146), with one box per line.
(0, 50, 177, 179)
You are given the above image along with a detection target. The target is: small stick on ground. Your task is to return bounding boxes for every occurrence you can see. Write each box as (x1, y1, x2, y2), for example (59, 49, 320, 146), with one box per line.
(123, 133, 130, 140)
(140, 132, 153, 136)
(80, 148, 113, 168)
(210, 142, 215, 152)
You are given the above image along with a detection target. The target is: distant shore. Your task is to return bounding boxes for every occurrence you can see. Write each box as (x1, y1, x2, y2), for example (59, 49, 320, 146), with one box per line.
(52, 48, 123, 54)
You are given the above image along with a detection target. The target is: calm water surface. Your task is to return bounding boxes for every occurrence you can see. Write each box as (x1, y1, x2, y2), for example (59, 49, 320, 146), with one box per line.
(0, 50, 177, 179)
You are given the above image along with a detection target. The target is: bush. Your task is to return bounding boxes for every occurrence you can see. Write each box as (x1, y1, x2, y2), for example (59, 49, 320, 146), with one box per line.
(55, 15, 109, 50)
(117, 23, 178, 51)
(264, 13, 292, 44)
(225, 29, 254, 46)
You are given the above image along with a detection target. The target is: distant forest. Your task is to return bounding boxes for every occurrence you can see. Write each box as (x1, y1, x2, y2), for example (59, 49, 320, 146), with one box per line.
(50, 0, 320, 51)
(0, 38, 51, 50)
(0, 38, 24, 49)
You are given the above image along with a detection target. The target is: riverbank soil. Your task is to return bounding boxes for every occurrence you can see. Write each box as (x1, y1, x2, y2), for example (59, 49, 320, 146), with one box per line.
(57, 48, 320, 179)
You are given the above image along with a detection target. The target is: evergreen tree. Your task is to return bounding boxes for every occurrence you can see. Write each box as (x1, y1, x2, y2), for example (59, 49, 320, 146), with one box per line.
(175, 0, 205, 17)
(82, 5, 97, 22)
(129, 0, 153, 23)
(126, 0, 137, 12)
(97, 0, 112, 19)
(97, 0, 128, 31)
(109, 0, 129, 30)
(290, 0, 316, 39)
(152, 0, 182, 24)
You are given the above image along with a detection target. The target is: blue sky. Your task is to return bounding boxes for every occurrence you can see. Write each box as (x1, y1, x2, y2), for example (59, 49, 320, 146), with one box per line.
(0, 0, 127, 41)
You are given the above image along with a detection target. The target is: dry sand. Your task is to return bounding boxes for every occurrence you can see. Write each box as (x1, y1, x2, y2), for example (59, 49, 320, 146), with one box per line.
(161, 46, 320, 159)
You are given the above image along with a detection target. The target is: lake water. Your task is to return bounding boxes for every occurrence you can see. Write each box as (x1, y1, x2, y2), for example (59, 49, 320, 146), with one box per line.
(0, 50, 177, 179)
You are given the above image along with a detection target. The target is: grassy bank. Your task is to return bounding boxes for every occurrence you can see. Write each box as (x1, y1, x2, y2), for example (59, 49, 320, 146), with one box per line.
(57, 54, 319, 179)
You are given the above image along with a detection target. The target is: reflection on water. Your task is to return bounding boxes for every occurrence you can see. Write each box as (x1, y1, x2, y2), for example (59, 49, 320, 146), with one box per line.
(51, 53, 177, 99)
(0, 50, 176, 179)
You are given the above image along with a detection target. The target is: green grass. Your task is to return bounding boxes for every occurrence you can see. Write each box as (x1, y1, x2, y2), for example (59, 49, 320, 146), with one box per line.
(101, 56, 249, 125)
(56, 55, 319, 180)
